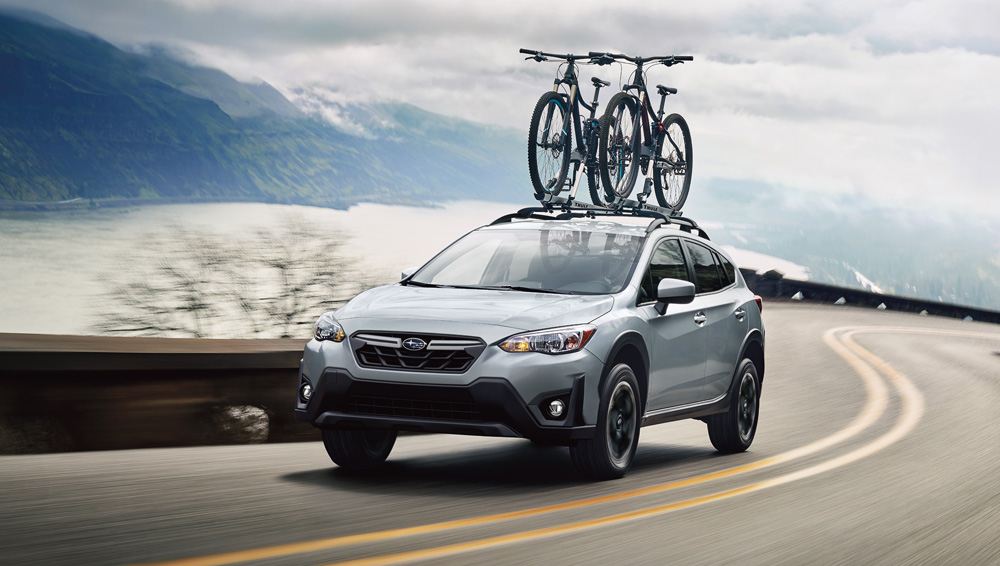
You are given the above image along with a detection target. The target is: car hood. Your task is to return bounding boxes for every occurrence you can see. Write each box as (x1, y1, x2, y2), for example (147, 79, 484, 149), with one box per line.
(335, 284, 614, 332)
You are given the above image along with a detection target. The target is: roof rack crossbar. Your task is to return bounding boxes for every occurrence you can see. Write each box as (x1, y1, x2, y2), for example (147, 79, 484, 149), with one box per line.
(490, 210, 561, 225)
(488, 193, 710, 240)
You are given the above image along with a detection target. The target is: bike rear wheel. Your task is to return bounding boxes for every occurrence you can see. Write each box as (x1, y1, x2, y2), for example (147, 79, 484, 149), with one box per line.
(598, 92, 640, 202)
(528, 92, 572, 196)
(652, 113, 693, 211)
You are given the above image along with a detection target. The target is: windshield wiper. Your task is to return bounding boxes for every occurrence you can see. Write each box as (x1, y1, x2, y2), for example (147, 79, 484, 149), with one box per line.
(405, 282, 569, 294)
(402, 280, 442, 288)
(492, 285, 568, 294)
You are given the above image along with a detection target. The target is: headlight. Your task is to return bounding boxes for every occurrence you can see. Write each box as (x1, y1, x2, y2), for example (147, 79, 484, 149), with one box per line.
(498, 325, 596, 354)
(313, 312, 345, 342)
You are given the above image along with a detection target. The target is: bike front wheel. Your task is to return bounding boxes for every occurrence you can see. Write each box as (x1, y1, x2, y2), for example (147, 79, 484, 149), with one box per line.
(652, 113, 693, 211)
(598, 92, 640, 203)
(527, 92, 571, 197)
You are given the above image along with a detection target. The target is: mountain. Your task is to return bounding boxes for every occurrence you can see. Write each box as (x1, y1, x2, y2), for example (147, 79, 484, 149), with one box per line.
(0, 11, 527, 206)
(686, 179, 1000, 311)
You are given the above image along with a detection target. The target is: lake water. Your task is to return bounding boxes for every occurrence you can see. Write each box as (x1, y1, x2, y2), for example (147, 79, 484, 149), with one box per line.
(0, 200, 803, 337)
(0, 201, 516, 336)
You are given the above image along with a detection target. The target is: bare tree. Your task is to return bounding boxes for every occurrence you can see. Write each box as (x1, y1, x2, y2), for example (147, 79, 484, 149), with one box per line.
(95, 218, 388, 339)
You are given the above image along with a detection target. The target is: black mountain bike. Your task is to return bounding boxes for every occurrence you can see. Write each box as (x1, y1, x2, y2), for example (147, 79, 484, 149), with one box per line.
(592, 52, 693, 211)
(521, 49, 610, 204)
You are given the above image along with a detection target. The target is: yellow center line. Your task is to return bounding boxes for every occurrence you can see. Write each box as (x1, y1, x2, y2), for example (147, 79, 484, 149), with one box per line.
(138, 324, 910, 566)
(317, 326, 938, 566)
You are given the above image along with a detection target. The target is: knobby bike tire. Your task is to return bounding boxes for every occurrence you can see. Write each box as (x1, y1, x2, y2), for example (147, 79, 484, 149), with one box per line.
(652, 113, 693, 211)
(527, 92, 572, 197)
(586, 163, 602, 206)
(598, 92, 640, 203)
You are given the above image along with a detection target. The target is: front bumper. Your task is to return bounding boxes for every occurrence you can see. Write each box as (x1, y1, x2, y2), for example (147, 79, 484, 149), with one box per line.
(294, 368, 596, 445)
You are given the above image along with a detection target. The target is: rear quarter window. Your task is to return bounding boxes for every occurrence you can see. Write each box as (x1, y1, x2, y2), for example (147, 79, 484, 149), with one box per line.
(720, 254, 737, 286)
(683, 241, 724, 294)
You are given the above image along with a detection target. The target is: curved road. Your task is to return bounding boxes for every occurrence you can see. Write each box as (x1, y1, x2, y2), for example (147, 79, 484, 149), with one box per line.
(2, 303, 999, 565)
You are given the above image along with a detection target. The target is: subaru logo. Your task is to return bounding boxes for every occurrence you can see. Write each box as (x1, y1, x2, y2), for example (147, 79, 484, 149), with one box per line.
(402, 337, 426, 351)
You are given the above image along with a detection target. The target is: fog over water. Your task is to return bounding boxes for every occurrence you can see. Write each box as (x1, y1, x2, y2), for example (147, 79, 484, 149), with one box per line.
(0, 201, 511, 335)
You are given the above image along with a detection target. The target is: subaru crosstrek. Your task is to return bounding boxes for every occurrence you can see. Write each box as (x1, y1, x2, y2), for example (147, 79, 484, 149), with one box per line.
(295, 216, 764, 479)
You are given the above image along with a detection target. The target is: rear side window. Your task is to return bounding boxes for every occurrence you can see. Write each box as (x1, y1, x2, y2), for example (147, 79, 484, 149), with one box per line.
(639, 239, 691, 303)
(714, 252, 731, 285)
(683, 241, 724, 294)
(720, 254, 737, 286)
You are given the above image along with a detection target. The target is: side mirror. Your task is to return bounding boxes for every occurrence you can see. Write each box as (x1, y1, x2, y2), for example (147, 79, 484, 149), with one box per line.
(654, 278, 695, 315)
(401, 266, 418, 280)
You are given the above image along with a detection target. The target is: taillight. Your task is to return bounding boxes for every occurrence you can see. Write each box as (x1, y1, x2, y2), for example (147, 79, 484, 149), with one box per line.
(754, 295, 763, 312)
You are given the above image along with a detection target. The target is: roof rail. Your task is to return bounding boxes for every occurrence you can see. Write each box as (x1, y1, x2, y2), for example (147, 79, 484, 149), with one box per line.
(489, 193, 710, 240)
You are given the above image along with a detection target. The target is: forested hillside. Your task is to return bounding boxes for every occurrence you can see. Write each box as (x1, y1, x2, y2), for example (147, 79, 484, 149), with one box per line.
(0, 11, 525, 206)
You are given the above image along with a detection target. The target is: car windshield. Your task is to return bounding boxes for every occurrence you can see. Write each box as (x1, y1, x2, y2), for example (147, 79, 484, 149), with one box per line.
(409, 228, 644, 295)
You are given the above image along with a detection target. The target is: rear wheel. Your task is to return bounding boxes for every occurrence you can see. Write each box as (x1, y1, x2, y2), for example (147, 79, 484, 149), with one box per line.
(322, 428, 397, 470)
(528, 92, 572, 197)
(652, 113, 693, 211)
(598, 93, 640, 202)
(571, 363, 641, 480)
(706, 359, 759, 453)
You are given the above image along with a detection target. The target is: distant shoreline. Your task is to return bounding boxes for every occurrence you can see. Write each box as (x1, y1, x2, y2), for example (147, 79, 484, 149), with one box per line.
(0, 195, 452, 213)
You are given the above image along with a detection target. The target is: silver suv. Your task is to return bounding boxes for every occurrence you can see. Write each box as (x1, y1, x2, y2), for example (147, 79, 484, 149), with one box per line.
(295, 213, 764, 479)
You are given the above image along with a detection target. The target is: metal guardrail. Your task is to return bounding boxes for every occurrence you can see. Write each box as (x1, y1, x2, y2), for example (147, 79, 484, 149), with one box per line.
(741, 269, 1000, 324)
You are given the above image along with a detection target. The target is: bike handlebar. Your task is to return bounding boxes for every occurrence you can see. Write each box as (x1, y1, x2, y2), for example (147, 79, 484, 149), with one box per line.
(588, 52, 694, 65)
(519, 48, 610, 63)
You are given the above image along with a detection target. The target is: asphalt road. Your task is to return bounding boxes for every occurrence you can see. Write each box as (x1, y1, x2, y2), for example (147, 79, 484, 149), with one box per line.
(2, 303, 999, 566)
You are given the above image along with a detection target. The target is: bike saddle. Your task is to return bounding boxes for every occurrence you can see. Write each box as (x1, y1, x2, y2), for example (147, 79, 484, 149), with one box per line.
(592, 77, 611, 87)
(657, 85, 678, 96)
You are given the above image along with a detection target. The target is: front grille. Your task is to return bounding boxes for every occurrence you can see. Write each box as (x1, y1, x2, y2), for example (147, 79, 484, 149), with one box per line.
(346, 395, 482, 421)
(352, 332, 483, 373)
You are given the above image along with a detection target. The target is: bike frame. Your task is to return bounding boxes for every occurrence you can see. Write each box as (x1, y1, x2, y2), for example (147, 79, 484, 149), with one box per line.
(624, 62, 665, 195)
(605, 53, 690, 202)
(533, 53, 606, 199)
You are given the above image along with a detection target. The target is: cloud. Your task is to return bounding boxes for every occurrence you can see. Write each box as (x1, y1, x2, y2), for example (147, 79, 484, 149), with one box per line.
(2, 0, 997, 214)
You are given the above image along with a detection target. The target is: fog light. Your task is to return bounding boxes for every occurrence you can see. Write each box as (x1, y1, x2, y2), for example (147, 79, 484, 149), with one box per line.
(547, 399, 565, 418)
(300, 383, 313, 402)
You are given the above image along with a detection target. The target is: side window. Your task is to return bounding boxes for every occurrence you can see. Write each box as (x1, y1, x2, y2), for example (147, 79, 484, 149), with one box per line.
(720, 254, 737, 286)
(684, 241, 724, 294)
(713, 252, 730, 286)
(639, 239, 690, 303)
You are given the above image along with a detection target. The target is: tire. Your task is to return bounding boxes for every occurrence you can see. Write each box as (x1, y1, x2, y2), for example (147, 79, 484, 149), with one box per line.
(598, 92, 640, 202)
(570, 363, 641, 480)
(706, 359, 759, 453)
(585, 154, 604, 207)
(527, 92, 572, 197)
(322, 428, 397, 470)
(584, 115, 611, 206)
(652, 113, 693, 211)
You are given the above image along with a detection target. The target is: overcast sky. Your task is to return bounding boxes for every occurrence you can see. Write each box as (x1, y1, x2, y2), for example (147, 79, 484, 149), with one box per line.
(3, 0, 999, 215)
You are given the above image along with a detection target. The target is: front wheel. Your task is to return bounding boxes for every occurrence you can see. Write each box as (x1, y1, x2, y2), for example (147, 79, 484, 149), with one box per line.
(527, 92, 572, 197)
(706, 359, 759, 453)
(652, 113, 693, 211)
(322, 428, 397, 470)
(598, 92, 640, 202)
(570, 363, 641, 479)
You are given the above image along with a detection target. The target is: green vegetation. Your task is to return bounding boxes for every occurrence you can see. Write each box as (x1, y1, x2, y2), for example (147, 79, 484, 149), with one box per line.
(0, 12, 525, 206)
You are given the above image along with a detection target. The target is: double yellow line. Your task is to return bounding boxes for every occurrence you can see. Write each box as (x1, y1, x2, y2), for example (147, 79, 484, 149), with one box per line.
(145, 326, 996, 566)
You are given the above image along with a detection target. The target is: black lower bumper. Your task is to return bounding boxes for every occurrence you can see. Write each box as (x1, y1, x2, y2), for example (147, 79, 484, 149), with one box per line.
(294, 368, 595, 445)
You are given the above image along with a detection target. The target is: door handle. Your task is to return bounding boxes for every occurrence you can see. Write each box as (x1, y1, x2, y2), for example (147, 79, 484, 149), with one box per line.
(693, 312, 707, 325)
(735, 308, 746, 321)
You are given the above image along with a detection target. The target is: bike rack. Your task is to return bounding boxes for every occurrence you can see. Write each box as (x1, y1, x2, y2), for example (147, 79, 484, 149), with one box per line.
(490, 193, 710, 240)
